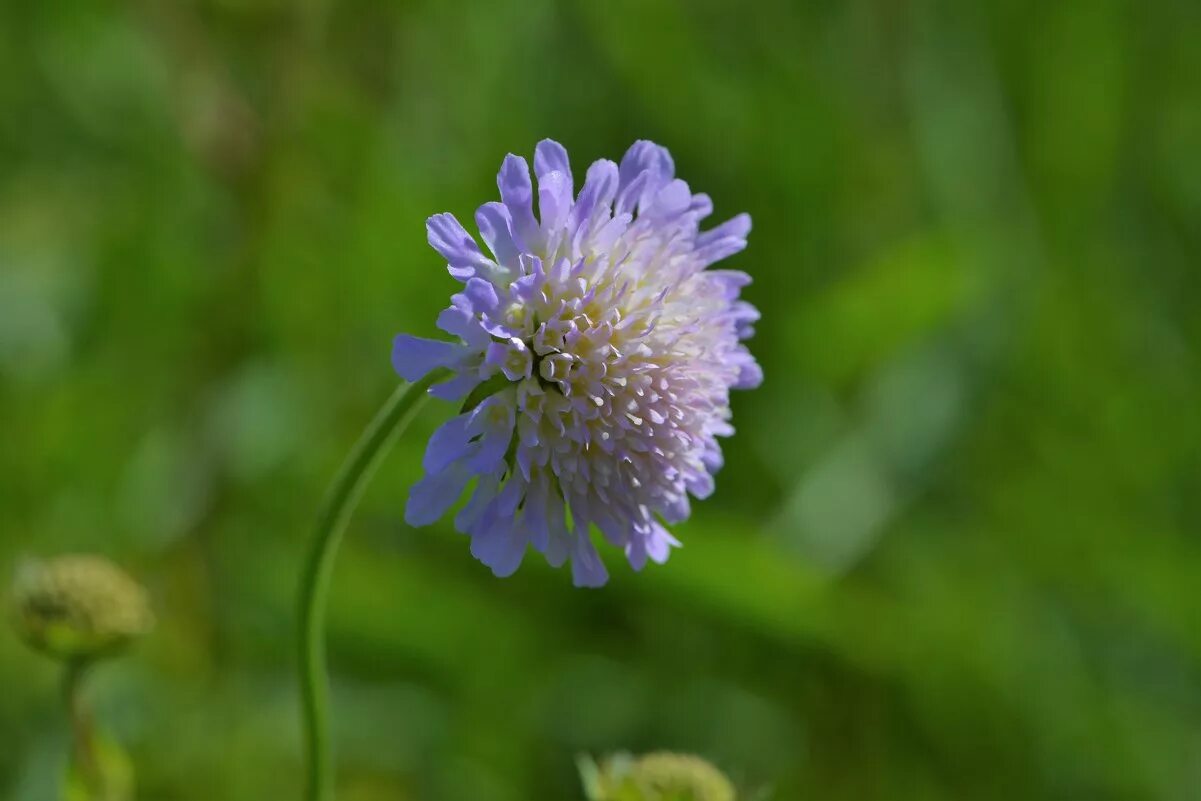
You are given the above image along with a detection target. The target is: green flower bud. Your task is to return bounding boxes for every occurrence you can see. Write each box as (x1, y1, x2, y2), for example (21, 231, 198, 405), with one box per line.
(585, 752, 737, 801)
(10, 555, 153, 662)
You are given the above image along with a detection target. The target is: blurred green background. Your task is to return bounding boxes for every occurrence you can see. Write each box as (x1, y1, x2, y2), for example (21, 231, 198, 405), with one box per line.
(3, 0, 1200, 798)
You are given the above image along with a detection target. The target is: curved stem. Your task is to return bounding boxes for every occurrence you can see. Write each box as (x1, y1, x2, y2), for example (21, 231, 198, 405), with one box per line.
(298, 372, 446, 801)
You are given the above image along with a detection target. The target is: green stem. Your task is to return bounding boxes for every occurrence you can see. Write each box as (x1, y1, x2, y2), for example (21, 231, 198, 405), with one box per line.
(298, 372, 446, 801)
(63, 659, 99, 794)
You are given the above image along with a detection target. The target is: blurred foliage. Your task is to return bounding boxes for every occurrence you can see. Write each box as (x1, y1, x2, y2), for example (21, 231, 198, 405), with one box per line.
(63, 733, 135, 801)
(2, 0, 1200, 799)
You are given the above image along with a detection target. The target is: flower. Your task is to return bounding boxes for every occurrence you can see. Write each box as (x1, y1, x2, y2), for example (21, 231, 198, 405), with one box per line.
(10, 554, 154, 662)
(393, 139, 761, 586)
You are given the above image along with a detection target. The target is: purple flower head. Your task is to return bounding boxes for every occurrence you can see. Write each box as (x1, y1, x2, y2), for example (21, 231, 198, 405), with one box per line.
(394, 140, 761, 587)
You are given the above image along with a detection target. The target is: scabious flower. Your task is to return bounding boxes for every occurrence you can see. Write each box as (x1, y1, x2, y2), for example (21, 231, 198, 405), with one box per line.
(393, 139, 761, 587)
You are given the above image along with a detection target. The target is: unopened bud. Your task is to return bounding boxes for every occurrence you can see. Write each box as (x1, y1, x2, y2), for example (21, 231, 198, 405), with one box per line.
(10, 555, 153, 662)
(587, 751, 736, 801)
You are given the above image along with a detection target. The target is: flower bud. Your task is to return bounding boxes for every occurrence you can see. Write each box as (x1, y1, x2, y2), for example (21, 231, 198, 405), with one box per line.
(10, 555, 153, 662)
(586, 751, 736, 801)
